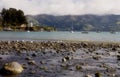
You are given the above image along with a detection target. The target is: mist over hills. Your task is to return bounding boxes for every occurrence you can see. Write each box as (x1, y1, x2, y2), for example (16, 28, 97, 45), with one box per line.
(26, 14, 120, 31)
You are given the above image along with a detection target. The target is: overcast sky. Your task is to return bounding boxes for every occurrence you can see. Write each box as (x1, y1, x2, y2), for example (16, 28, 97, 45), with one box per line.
(0, 0, 120, 15)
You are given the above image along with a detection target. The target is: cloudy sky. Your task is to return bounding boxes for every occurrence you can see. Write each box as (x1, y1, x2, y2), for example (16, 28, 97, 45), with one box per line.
(0, 0, 120, 15)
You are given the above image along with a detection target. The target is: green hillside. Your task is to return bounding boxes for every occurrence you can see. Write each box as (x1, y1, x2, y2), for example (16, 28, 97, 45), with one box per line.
(29, 14, 120, 31)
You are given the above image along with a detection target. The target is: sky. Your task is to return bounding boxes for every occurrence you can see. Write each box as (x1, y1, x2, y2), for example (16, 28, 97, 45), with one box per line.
(0, 0, 120, 15)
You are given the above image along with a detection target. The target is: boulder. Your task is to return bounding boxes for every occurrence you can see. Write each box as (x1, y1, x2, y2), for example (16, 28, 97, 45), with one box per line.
(1, 62, 23, 75)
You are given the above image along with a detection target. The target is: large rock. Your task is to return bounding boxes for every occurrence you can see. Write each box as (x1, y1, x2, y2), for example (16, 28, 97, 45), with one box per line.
(1, 62, 24, 75)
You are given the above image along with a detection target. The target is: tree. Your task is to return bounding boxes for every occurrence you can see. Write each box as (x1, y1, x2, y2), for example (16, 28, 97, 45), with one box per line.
(1, 8, 27, 27)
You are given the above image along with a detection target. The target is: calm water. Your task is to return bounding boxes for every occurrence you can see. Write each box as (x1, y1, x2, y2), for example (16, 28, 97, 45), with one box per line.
(0, 31, 120, 42)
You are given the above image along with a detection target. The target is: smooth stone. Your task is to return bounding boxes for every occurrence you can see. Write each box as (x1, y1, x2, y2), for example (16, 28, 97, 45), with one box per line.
(62, 58, 67, 62)
(32, 53, 37, 57)
(64, 56, 72, 60)
(28, 60, 36, 65)
(0, 57, 2, 59)
(117, 55, 120, 60)
(22, 64, 27, 69)
(76, 64, 82, 70)
(2, 62, 23, 75)
(29, 70, 36, 74)
(85, 74, 92, 77)
(95, 72, 102, 77)
(25, 57, 32, 60)
(40, 61, 45, 64)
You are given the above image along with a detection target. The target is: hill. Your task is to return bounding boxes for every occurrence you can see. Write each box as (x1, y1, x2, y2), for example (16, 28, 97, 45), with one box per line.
(28, 14, 120, 31)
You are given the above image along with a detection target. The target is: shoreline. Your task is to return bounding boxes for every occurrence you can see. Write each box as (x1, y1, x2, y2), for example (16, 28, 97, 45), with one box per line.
(0, 40, 119, 53)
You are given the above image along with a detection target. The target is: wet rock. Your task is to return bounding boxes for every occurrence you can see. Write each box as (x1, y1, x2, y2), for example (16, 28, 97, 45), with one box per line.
(31, 53, 37, 57)
(85, 74, 92, 77)
(75, 64, 82, 70)
(40, 66, 48, 71)
(64, 56, 72, 60)
(62, 58, 67, 62)
(112, 47, 117, 51)
(40, 61, 45, 64)
(28, 60, 36, 65)
(22, 64, 27, 69)
(0, 57, 2, 59)
(95, 72, 102, 77)
(42, 51, 46, 54)
(81, 42, 88, 48)
(29, 70, 36, 74)
(92, 56, 101, 60)
(117, 55, 120, 60)
(60, 64, 69, 70)
(25, 57, 32, 60)
(1, 62, 23, 75)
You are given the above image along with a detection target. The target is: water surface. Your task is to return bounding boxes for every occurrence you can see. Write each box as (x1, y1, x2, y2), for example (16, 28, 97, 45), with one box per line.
(0, 31, 120, 42)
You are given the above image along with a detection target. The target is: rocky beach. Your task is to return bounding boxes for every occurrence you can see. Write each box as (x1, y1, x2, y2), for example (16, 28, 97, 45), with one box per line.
(0, 40, 119, 77)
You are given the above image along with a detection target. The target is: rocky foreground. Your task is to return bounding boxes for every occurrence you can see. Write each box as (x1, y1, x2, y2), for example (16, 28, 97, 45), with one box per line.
(0, 40, 119, 77)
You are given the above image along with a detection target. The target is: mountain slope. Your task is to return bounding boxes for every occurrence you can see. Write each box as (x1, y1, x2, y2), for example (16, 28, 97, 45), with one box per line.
(28, 14, 120, 31)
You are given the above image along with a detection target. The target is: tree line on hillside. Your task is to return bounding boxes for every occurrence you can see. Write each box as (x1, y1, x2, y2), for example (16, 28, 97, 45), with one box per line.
(0, 8, 55, 31)
(1, 8, 27, 27)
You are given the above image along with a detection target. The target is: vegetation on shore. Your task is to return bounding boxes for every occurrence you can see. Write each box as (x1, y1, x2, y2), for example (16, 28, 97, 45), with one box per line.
(0, 8, 55, 31)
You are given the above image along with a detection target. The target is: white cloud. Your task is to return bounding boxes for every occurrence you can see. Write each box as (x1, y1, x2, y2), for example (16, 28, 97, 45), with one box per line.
(0, 0, 120, 15)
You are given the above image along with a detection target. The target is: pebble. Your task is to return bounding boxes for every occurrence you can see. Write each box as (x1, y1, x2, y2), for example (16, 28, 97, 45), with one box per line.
(29, 70, 36, 74)
(25, 57, 32, 60)
(40, 61, 45, 64)
(62, 58, 67, 62)
(95, 72, 102, 77)
(28, 60, 36, 65)
(85, 74, 92, 77)
(31, 53, 37, 57)
(75, 64, 82, 70)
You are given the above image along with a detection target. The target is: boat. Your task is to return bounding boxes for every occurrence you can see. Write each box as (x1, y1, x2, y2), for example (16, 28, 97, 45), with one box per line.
(96, 31, 101, 33)
(27, 30, 30, 32)
(110, 31, 116, 34)
(70, 24, 74, 33)
(70, 31, 74, 33)
(81, 31, 89, 34)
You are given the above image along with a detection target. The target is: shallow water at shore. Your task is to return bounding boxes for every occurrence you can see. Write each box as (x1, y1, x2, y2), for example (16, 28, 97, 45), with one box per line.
(0, 41, 119, 77)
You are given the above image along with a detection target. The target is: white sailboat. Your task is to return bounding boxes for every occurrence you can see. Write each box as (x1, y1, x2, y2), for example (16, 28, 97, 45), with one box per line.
(70, 23, 74, 33)
(27, 30, 30, 32)
(27, 22, 33, 32)
(70, 30, 74, 33)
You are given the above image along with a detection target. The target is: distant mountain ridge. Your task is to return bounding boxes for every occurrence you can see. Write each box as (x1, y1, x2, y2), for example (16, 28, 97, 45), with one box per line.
(27, 14, 120, 31)
(8, 14, 120, 31)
